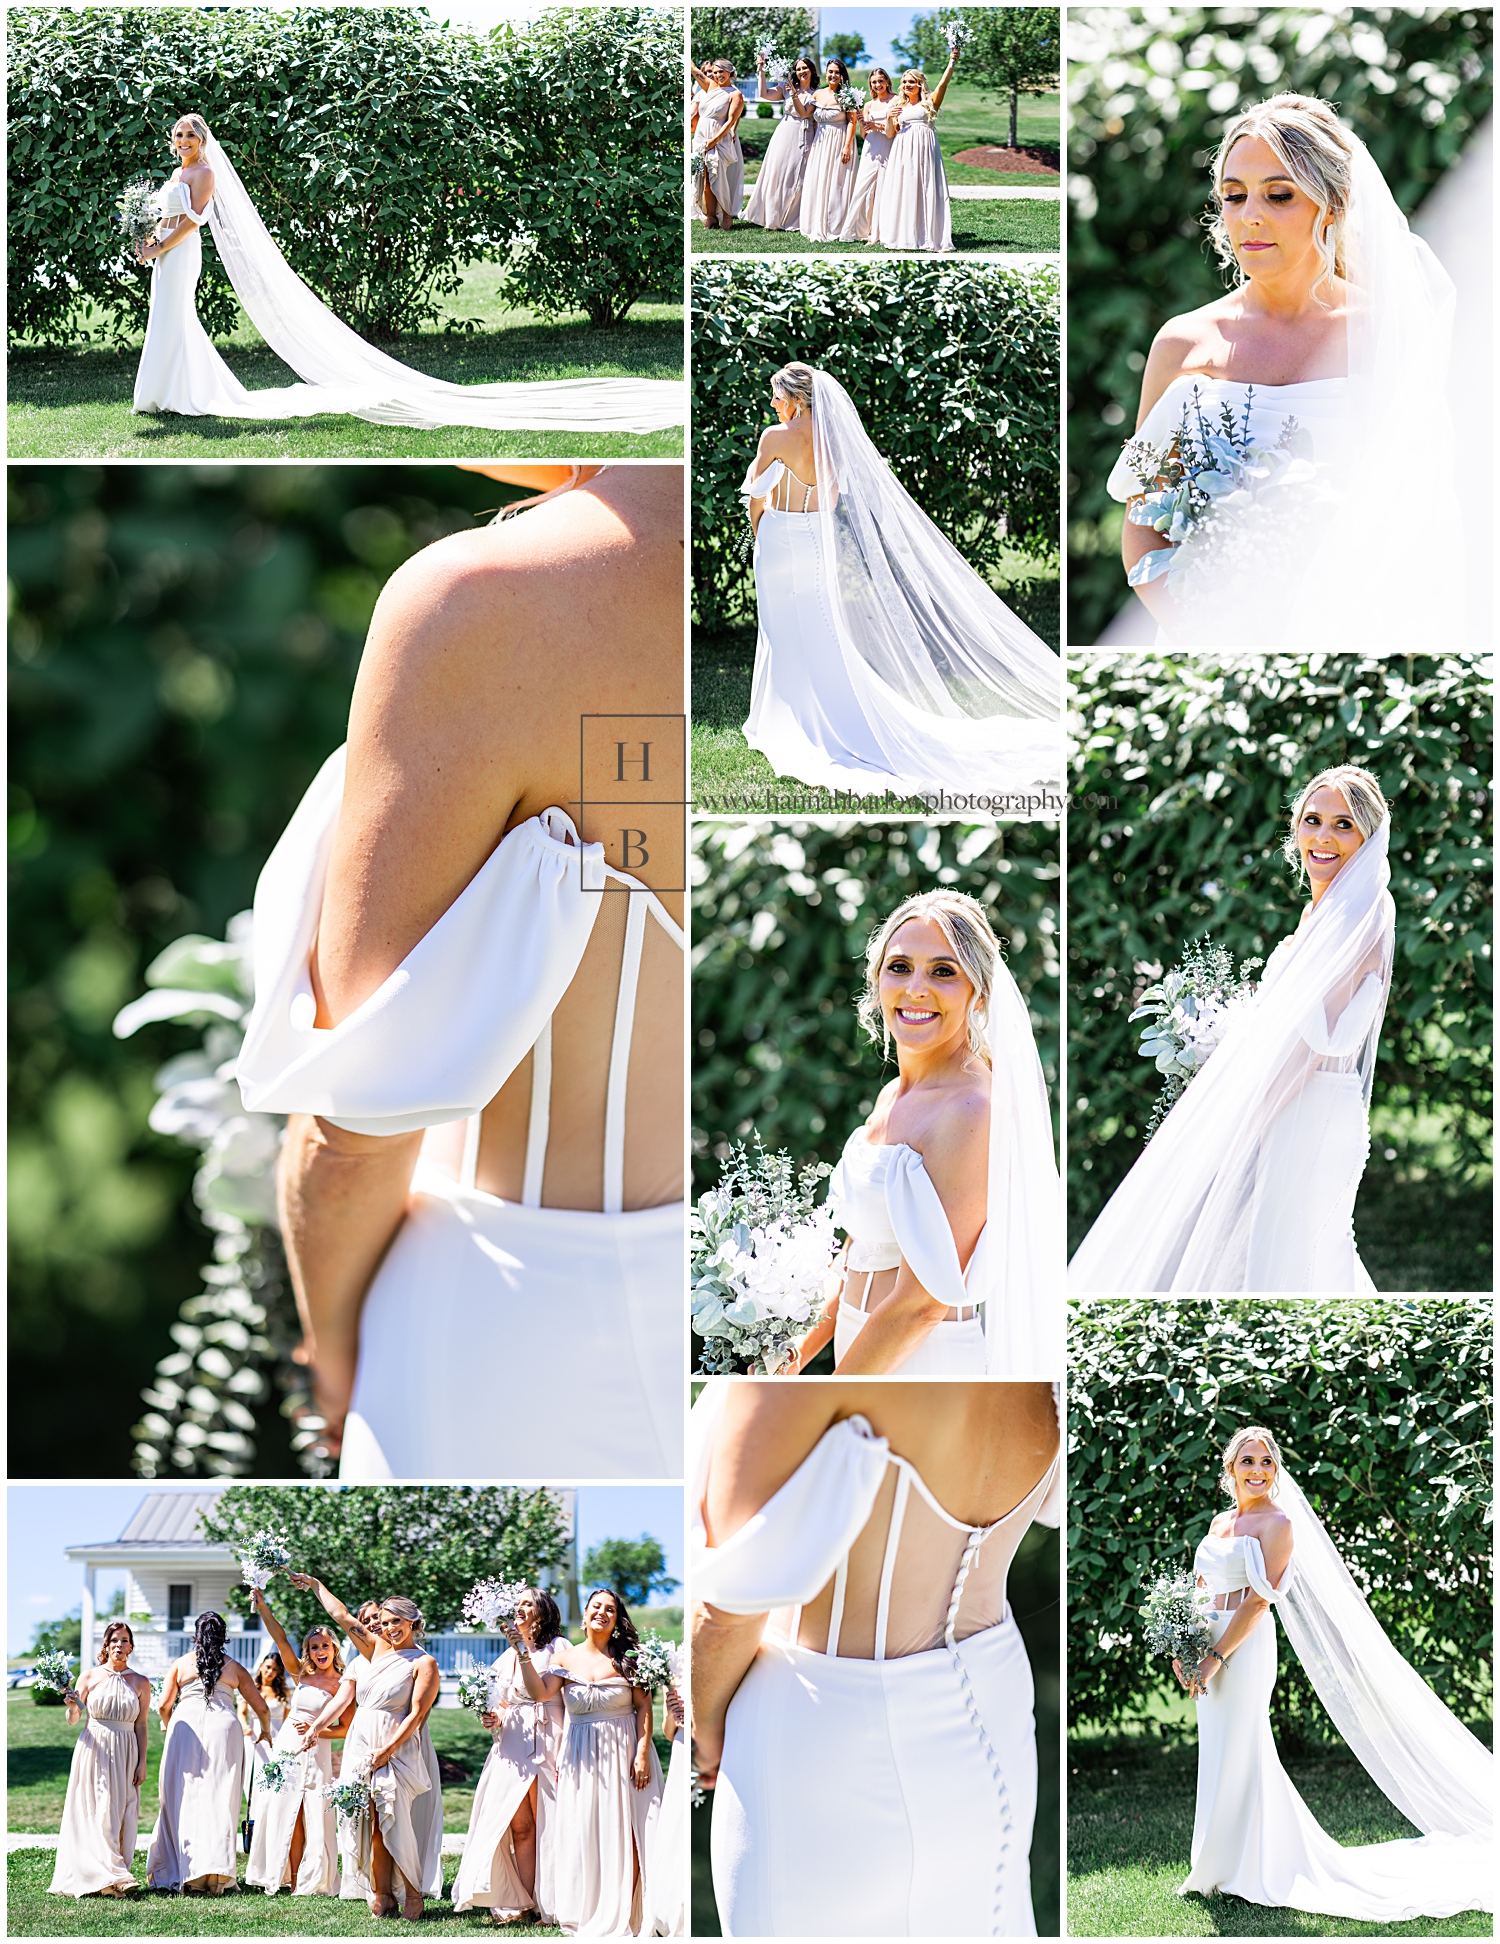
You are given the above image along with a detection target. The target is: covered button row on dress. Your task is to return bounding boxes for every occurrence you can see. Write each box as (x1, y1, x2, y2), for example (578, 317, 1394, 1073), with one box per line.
(945, 1525, 1012, 1934)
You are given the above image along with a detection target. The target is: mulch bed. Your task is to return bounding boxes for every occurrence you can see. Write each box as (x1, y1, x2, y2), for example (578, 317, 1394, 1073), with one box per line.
(952, 144, 1060, 176)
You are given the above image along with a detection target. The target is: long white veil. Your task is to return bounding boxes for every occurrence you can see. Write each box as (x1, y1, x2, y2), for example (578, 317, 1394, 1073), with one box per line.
(1275, 1467, 1491, 1845)
(193, 128, 684, 433)
(1069, 821, 1394, 1292)
(981, 957, 1062, 1372)
(807, 370, 1061, 794)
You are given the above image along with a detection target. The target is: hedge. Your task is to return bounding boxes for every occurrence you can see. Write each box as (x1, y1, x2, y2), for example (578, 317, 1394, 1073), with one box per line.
(1066, 7, 1493, 647)
(691, 258, 1059, 633)
(1067, 654, 1492, 1234)
(689, 7, 816, 75)
(1068, 1298, 1493, 1744)
(692, 819, 1059, 1195)
(7, 463, 509, 1477)
(6, 5, 682, 347)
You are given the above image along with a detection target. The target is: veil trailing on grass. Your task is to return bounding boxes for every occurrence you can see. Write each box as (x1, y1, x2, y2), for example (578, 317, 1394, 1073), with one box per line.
(194, 128, 684, 433)
(1068, 821, 1395, 1292)
(807, 370, 1061, 795)
(1274, 1468, 1492, 1854)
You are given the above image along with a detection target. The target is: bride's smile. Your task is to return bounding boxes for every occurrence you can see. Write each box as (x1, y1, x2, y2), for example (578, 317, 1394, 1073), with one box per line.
(878, 917, 973, 1055)
(1296, 784, 1366, 899)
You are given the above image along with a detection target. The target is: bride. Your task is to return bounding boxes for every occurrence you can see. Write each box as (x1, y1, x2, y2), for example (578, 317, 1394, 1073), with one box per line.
(740, 363, 1061, 798)
(1105, 93, 1462, 647)
(1069, 765, 1393, 1293)
(782, 889, 1060, 1377)
(235, 463, 685, 1478)
(692, 1378, 1062, 1935)
(132, 115, 684, 434)
(1171, 1426, 1490, 1921)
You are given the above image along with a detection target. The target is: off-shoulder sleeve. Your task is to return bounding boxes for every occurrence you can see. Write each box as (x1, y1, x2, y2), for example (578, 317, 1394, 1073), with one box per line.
(690, 1382, 892, 1614)
(1242, 1533, 1294, 1602)
(884, 1145, 971, 1308)
(1105, 382, 1184, 502)
(162, 180, 209, 226)
(741, 457, 786, 501)
(235, 746, 603, 1136)
(1297, 970, 1385, 1058)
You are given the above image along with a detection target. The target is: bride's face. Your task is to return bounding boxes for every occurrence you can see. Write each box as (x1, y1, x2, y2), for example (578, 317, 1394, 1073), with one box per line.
(1219, 135, 1328, 283)
(879, 917, 974, 1056)
(1230, 1440, 1276, 1501)
(1296, 785, 1364, 892)
(170, 122, 203, 166)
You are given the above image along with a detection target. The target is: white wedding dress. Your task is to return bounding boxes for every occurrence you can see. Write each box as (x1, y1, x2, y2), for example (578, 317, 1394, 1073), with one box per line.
(693, 1383, 1061, 1936)
(236, 747, 686, 1480)
(131, 133, 684, 433)
(1185, 1525, 1492, 1919)
(740, 373, 1061, 800)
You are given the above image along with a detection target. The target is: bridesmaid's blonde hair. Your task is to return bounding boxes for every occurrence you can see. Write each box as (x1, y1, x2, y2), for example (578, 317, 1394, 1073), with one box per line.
(378, 1596, 426, 1640)
(1220, 1425, 1284, 1498)
(1283, 765, 1388, 880)
(859, 889, 999, 1064)
(1210, 94, 1354, 293)
(899, 69, 935, 109)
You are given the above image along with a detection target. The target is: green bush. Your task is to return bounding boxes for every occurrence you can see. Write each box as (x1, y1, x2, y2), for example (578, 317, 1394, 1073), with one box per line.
(1068, 1299, 1494, 1743)
(490, 7, 686, 329)
(6, 6, 508, 345)
(692, 820, 1059, 1194)
(7, 463, 508, 1477)
(1066, 7, 1493, 646)
(1067, 655, 1492, 1235)
(689, 8, 816, 76)
(690, 258, 1059, 633)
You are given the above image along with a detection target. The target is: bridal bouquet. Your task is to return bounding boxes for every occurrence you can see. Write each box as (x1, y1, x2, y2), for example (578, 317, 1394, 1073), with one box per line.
(324, 1771, 373, 1828)
(945, 19, 972, 55)
(691, 1139, 837, 1375)
(1120, 385, 1314, 591)
(1130, 938, 1262, 1137)
(455, 1661, 497, 1719)
(238, 1528, 294, 1591)
(1140, 1569, 1215, 1672)
(461, 1578, 529, 1630)
(31, 1651, 78, 1697)
(117, 176, 159, 254)
(627, 1631, 676, 1693)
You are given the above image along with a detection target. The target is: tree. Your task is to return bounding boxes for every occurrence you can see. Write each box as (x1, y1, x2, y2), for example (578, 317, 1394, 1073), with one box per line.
(581, 1535, 680, 1607)
(689, 8, 816, 78)
(198, 1486, 572, 1640)
(822, 32, 866, 69)
(30, 1607, 82, 1658)
(894, 8, 1060, 148)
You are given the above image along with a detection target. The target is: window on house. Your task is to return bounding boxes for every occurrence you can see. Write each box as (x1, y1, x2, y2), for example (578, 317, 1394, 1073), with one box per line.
(168, 1584, 192, 1629)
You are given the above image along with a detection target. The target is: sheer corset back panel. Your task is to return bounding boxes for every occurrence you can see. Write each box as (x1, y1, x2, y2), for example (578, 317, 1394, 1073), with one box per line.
(744, 455, 823, 515)
(767, 1419, 1060, 1661)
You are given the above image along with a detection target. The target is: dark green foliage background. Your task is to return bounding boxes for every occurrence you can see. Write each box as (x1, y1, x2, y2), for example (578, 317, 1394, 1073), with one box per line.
(1067, 655, 1492, 1244)
(1067, 1299, 1493, 1744)
(692, 820, 1059, 1195)
(1066, 7, 1493, 647)
(8, 464, 526, 1478)
(7, 5, 683, 346)
(690, 259, 1059, 634)
(689, 7, 816, 74)
(198, 1485, 573, 1638)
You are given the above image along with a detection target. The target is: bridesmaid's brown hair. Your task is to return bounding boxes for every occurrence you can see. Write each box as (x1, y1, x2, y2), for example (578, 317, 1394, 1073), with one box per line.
(96, 1620, 135, 1665)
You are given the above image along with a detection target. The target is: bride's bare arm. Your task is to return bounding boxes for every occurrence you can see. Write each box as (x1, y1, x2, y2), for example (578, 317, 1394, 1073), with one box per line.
(1120, 317, 1197, 626)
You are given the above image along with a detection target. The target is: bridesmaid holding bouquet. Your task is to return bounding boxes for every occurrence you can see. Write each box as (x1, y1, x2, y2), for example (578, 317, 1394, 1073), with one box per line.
(744, 55, 818, 230)
(48, 1622, 150, 1899)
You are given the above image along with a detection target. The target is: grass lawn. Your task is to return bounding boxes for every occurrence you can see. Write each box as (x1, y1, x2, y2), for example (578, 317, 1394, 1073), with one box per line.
(735, 82, 1060, 187)
(692, 197, 1057, 255)
(1068, 1732, 1492, 1936)
(7, 263, 684, 460)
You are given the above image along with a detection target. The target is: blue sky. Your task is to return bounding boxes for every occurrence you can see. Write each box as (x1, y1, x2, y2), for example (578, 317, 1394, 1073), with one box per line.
(815, 9, 928, 75)
(8, 1483, 682, 1656)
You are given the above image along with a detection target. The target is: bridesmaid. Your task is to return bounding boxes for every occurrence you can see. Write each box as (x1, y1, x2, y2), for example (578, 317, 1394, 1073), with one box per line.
(146, 1612, 271, 1893)
(239, 1649, 288, 1839)
(515, 1585, 663, 1936)
(48, 1621, 150, 1899)
(245, 1589, 351, 1896)
(839, 68, 901, 242)
(743, 54, 818, 231)
(451, 1587, 568, 1923)
(872, 59, 958, 252)
(692, 59, 746, 230)
(296, 1594, 443, 1920)
(797, 58, 859, 242)
(647, 1670, 687, 1936)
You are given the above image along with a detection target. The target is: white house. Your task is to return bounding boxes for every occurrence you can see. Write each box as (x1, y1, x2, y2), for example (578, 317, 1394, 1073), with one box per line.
(66, 1489, 581, 1679)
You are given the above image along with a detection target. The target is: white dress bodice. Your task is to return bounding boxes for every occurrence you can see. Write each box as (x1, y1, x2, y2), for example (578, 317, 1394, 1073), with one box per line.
(828, 1127, 983, 1306)
(1107, 373, 1356, 504)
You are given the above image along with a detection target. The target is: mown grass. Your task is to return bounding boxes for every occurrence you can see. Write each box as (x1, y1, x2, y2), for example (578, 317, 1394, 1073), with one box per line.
(735, 82, 1060, 187)
(7, 263, 684, 459)
(1067, 1731, 1491, 1937)
(692, 196, 1058, 256)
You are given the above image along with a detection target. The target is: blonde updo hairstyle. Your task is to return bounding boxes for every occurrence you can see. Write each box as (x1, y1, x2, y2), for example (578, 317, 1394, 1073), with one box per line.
(858, 889, 999, 1064)
(378, 1595, 425, 1640)
(1220, 1425, 1284, 1499)
(769, 361, 816, 417)
(1282, 764, 1388, 881)
(1210, 94, 1353, 294)
(174, 113, 210, 145)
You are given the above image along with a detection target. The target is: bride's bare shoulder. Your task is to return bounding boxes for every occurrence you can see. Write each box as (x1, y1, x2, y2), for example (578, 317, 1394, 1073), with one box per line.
(1136, 297, 1236, 420)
